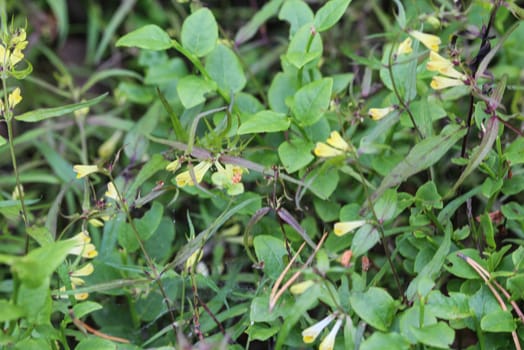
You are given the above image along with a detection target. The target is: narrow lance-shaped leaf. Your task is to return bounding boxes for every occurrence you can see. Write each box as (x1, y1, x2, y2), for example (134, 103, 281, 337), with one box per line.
(15, 93, 108, 123)
(234, 0, 284, 45)
(449, 117, 499, 196)
(369, 124, 466, 206)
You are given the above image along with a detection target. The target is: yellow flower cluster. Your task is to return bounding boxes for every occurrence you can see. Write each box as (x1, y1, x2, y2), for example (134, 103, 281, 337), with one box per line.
(0, 28, 27, 71)
(167, 158, 247, 196)
(313, 131, 351, 158)
(426, 51, 466, 90)
(60, 231, 98, 300)
(302, 314, 344, 350)
(0, 87, 22, 115)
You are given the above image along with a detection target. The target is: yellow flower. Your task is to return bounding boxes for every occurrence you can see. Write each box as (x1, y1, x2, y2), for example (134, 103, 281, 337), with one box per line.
(73, 165, 99, 179)
(319, 318, 343, 350)
(0, 88, 23, 114)
(105, 182, 118, 200)
(314, 142, 344, 157)
(68, 231, 98, 259)
(60, 263, 94, 301)
(11, 184, 24, 200)
(290, 280, 314, 295)
(165, 158, 180, 172)
(175, 161, 212, 187)
(326, 131, 349, 151)
(314, 131, 350, 158)
(302, 314, 335, 343)
(185, 249, 203, 272)
(426, 51, 465, 79)
(334, 220, 367, 236)
(72, 262, 95, 277)
(397, 37, 413, 55)
(98, 131, 122, 159)
(430, 76, 465, 90)
(409, 30, 441, 52)
(211, 162, 246, 195)
(368, 106, 395, 121)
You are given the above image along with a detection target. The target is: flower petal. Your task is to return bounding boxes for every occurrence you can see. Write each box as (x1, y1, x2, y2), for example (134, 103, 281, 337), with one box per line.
(410, 30, 441, 52)
(334, 220, 366, 236)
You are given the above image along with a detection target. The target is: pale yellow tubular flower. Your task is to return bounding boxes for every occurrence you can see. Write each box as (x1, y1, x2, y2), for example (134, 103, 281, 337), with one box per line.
(397, 37, 413, 55)
(319, 318, 343, 350)
(368, 106, 395, 121)
(290, 280, 315, 295)
(326, 131, 349, 151)
(71, 263, 95, 277)
(314, 142, 344, 158)
(11, 28, 27, 46)
(426, 51, 464, 79)
(11, 184, 24, 200)
(98, 131, 122, 159)
(409, 30, 441, 52)
(175, 161, 212, 187)
(430, 76, 465, 90)
(73, 164, 99, 179)
(105, 182, 119, 200)
(8, 88, 22, 109)
(302, 314, 336, 344)
(334, 220, 367, 236)
(68, 231, 98, 259)
(166, 158, 180, 172)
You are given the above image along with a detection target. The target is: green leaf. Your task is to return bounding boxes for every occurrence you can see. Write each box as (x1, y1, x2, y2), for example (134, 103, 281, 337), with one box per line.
(350, 287, 397, 331)
(286, 51, 322, 69)
(481, 310, 516, 332)
(125, 154, 168, 200)
(205, 44, 246, 94)
(278, 0, 314, 36)
(12, 240, 76, 288)
(291, 78, 333, 126)
(415, 181, 443, 209)
(268, 72, 299, 113)
(360, 332, 410, 350)
(26, 226, 54, 247)
(370, 124, 466, 204)
(15, 93, 108, 123)
(501, 201, 524, 220)
(76, 338, 116, 350)
(278, 139, 314, 173)
(253, 235, 287, 280)
(181, 8, 218, 57)
(450, 117, 499, 195)
(446, 249, 485, 279)
(351, 224, 379, 257)
(73, 301, 103, 319)
(135, 202, 164, 242)
(305, 165, 339, 199)
(250, 295, 280, 322)
(116, 24, 172, 50)
(314, 0, 352, 32)
(177, 76, 217, 109)
(0, 300, 25, 322)
(410, 322, 455, 348)
(238, 110, 290, 134)
(406, 228, 451, 300)
(234, 0, 284, 45)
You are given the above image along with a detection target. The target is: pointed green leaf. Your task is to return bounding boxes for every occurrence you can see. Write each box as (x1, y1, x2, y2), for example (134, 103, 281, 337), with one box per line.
(238, 110, 290, 134)
(450, 117, 499, 195)
(410, 322, 455, 348)
(177, 76, 217, 109)
(181, 8, 218, 57)
(116, 24, 172, 50)
(314, 0, 352, 32)
(291, 78, 333, 126)
(350, 287, 397, 331)
(278, 139, 314, 173)
(15, 93, 107, 123)
(278, 0, 314, 36)
(234, 0, 284, 45)
(205, 44, 246, 94)
(370, 124, 466, 203)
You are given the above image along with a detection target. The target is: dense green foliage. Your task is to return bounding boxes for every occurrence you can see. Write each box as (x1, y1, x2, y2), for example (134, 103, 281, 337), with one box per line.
(0, 0, 523, 349)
